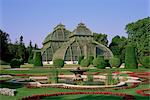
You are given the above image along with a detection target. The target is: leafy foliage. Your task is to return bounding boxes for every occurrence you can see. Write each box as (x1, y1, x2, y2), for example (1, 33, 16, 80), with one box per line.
(93, 56, 105, 69)
(109, 57, 121, 68)
(140, 56, 150, 68)
(88, 56, 94, 64)
(33, 51, 43, 67)
(109, 35, 127, 63)
(125, 45, 137, 69)
(10, 58, 21, 68)
(125, 17, 150, 60)
(93, 33, 108, 46)
(80, 58, 90, 67)
(78, 55, 84, 64)
(53, 59, 64, 68)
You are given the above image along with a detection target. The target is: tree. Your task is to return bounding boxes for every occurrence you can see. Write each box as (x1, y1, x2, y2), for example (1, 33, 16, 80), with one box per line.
(109, 35, 127, 63)
(27, 40, 33, 64)
(78, 55, 84, 64)
(33, 51, 43, 67)
(109, 57, 121, 68)
(125, 45, 137, 69)
(80, 58, 90, 67)
(53, 59, 64, 68)
(88, 56, 94, 64)
(93, 55, 105, 69)
(140, 56, 150, 68)
(125, 17, 150, 60)
(0, 30, 11, 62)
(18, 36, 26, 62)
(93, 33, 108, 46)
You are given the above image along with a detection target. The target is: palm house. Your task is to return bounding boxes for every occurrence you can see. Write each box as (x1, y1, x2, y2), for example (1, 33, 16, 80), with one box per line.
(41, 23, 113, 64)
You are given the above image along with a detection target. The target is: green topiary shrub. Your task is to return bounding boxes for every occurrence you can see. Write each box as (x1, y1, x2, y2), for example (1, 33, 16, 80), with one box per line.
(80, 58, 90, 67)
(78, 55, 84, 64)
(125, 45, 137, 69)
(93, 55, 105, 69)
(33, 51, 43, 67)
(28, 53, 33, 64)
(109, 57, 121, 68)
(140, 56, 150, 68)
(88, 56, 94, 64)
(10, 58, 21, 68)
(53, 59, 64, 68)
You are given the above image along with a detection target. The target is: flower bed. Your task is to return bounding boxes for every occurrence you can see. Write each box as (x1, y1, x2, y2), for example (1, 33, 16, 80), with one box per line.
(22, 91, 135, 100)
(136, 88, 150, 96)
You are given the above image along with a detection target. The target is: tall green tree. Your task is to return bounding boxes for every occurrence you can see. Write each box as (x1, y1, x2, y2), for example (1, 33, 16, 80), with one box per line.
(125, 17, 150, 60)
(109, 35, 127, 63)
(0, 30, 11, 62)
(93, 33, 108, 46)
(18, 36, 26, 62)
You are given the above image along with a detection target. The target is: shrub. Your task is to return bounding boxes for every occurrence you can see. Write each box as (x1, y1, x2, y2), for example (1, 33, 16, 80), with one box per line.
(140, 56, 150, 68)
(104, 59, 111, 67)
(93, 55, 105, 69)
(125, 45, 137, 69)
(80, 58, 90, 67)
(109, 57, 121, 68)
(51, 68, 58, 83)
(87, 73, 93, 82)
(88, 56, 94, 64)
(33, 51, 43, 67)
(53, 59, 64, 68)
(10, 58, 21, 68)
(78, 56, 84, 64)
(28, 53, 33, 64)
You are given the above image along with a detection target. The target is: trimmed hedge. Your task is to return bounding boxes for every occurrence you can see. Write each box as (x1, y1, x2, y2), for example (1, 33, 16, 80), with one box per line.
(10, 58, 21, 68)
(140, 56, 150, 68)
(109, 57, 121, 68)
(125, 45, 137, 69)
(80, 58, 90, 67)
(88, 56, 94, 64)
(78, 56, 84, 64)
(28, 53, 33, 64)
(33, 51, 43, 67)
(93, 55, 105, 69)
(53, 59, 64, 68)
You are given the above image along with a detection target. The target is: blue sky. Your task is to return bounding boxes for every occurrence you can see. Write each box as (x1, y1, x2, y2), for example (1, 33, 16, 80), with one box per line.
(0, 0, 149, 48)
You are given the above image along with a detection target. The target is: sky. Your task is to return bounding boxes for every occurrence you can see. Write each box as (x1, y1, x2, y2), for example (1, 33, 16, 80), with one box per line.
(0, 0, 149, 48)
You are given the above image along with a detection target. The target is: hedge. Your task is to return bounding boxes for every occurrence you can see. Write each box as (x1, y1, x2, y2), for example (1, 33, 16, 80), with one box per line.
(10, 58, 21, 68)
(88, 56, 94, 64)
(93, 55, 105, 69)
(80, 58, 90, 67)
(53, 59, 64, 68)
(33, 51, 43, 67)
(125, 45, 137, 69)
(78, 56, 84, 64)
(109, 57, 121, 68)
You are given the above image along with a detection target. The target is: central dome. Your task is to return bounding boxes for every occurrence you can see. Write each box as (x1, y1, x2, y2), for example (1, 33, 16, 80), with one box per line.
(72, 23, 93, 36)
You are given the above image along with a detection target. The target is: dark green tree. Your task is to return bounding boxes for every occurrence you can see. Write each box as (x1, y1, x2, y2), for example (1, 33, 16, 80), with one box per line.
(125, 45, 137, 69)
(53, 59, 64, 68)
(0, 30, 11, 62)
(125, 17, 150, 60)
(109, 57, 121, 68)
(93, 56, 105, 69)
(33, 51, 43, 67)
(93, 33, 108, 46)
(109, 35, 127, 63)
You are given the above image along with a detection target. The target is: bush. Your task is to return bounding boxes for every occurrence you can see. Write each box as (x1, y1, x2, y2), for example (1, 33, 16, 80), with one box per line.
(10, 58, 21, 68)
(140, 56, 150, 68)
(87, 74, 93, 82)
(88, 56, 94, 64)
(33, 51, 43, 67)
(80, 58, 90, 67)
(109, 57, 121, 68)
(53, 59, 64, 68)
(93, 55, 105, 69)
(28, 53, 33, 64)
(78, 55, 84, 64)
(125, 45, 137, 69)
